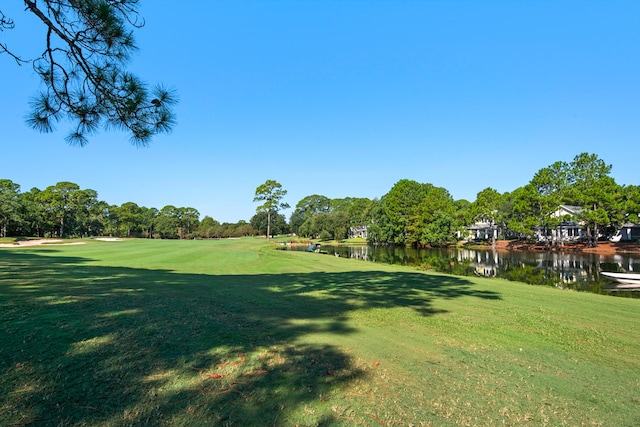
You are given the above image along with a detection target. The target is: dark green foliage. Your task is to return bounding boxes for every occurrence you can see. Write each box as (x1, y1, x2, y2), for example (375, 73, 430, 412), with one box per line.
(254, 180, 289, 239)
(251, 211, 289, 236)
(367, 180, 457, 247)
(0, 179, 21, 238)
(2, 0, 177, 145)
(289, 194, 331, 234)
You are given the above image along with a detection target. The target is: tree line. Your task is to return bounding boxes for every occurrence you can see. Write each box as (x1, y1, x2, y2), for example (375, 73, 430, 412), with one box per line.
(0, 180, 261, 239)
(289, 153, 640, 248)
(2, 153, 638, 246)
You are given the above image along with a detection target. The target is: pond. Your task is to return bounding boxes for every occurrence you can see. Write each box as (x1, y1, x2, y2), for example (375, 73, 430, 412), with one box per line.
(286, 244, 640, 297)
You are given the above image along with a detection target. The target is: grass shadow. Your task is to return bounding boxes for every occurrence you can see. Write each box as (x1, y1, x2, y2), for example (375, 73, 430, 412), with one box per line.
(1, 250, 499, 425)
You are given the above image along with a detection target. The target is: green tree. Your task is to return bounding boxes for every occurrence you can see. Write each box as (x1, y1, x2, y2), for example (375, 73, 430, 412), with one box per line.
(253, 180, 289, 240)
(289, 194, 331, 235)
(509, 161, 571, 244)
(177, 207, 200, 239)
(251, 211, 289, 236)
(87, 200, 111, 236)
(378, 179, 428, 245)
(155, 205, 180, 239)
(621, 185, 640, 224)
(420, 210, 455, 247)
(99, 204, 121, 237)
(472, 187, 503, 248)
(1, 1, 177, 146)
(532, 162, 570, 242)
(453, 199, 473, 238)
(0, 179, 21, 237)
(118, 202, 142, 237)
(346, 198, 375, 230)
(304, 211, 349, 241)
(198, 216, 221, 239)
(507, 186, 541, 238)
(37, 181, 82, 237)
(18, 188, 46, 237)
(139, 206, 158, 238)
(235, 221, 259, 237)
(566, 153, 621, 247)
(412, 186, 456, 246)
(70, 188, 99, 237)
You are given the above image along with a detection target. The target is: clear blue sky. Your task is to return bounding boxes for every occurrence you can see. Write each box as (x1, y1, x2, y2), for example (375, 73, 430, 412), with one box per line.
(1, 1, 638, 223)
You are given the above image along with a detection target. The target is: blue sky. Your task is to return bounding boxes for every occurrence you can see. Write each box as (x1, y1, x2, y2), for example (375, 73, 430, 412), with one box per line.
(1, 1, 638, 223)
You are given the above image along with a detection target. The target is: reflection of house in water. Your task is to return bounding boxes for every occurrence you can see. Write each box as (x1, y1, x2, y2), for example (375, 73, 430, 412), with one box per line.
(323, 244, 640, 291)
(453, 248, 596, 286)
(346, 245, 370, 261)
(610, 253, 639, 272)
(456, 249, 499, 277)
(535, 252, 592, 287)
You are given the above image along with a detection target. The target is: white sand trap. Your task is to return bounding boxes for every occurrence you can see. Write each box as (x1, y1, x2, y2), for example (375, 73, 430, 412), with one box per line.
(0, 239, 86, 247)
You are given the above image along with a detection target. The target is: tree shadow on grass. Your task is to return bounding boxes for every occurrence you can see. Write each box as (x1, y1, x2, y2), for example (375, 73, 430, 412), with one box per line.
(0, 250, 500, 426)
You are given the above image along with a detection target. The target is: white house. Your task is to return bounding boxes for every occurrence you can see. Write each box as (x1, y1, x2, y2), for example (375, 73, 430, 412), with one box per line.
(537, 205, 585, 243)
(610, 223, 640, 242)
(349, 225, 368, 239)
(465, 220, 496, 240)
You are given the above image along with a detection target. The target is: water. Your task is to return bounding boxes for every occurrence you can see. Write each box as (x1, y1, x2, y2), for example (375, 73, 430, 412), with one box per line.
(288, 244, 640, 296)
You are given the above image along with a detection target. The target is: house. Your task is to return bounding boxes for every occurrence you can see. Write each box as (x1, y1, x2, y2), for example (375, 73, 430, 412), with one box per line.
(349, 225, 368, 239)
(610, 223, 640, 242)
(465, 220, 497, 241)
(537, 205, 585, 243)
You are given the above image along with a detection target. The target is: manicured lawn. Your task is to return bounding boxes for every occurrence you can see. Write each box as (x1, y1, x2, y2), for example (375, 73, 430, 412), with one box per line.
(1, 238, 639, 426)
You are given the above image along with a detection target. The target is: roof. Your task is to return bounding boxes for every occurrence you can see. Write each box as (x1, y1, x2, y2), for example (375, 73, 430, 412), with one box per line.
(621, 222, 640, 228)
(558, 205, 584, 215)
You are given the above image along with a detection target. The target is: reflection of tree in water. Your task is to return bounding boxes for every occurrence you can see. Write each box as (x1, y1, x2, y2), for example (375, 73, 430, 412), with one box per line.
(318, 244, 640, 295)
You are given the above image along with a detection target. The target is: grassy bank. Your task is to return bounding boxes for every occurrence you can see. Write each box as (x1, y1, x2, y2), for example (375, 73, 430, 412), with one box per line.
(1, 238, 639, 426)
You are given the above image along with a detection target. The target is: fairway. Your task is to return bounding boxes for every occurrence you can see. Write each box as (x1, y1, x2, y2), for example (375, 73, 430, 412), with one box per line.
(1, 238, 639, 426)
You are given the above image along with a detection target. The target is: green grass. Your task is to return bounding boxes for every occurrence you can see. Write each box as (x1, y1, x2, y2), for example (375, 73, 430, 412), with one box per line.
(1, 238, 639, 426)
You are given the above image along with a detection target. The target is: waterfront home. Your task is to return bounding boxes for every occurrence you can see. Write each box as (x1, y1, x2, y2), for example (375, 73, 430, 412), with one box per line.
(610, 223, 640, 242)
(349, 225, 368, 239)
(465, 220, 498, 241)
(537, 205, 585, 243)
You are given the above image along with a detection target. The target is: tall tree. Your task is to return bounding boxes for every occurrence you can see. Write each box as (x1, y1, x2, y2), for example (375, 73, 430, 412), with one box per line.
(414, 186, 456, 247)
(155, 205, 180, 239)
(18, 188, 46, 237)
(118, 201, 142, 237)
(566, 153, 620, 247)
(177, 207, 200, 239)
(289, 194, 331, 235)
(198, 216, 221, 239)
(139, 206, 158, 238)
(0, 179, 21, 237)
(70, 188, 99, 237)
(379, 179, 428, 245)
(37, 181, 81, 237)
(253, 180, 289, 240)
(251, 211, 288, 237)
(621, 185, 640, 224)
(472, 187, 503, 248)
(1, 0, 176, 146)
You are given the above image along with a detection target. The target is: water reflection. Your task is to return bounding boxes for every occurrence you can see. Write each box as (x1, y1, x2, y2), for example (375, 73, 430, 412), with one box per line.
(294, 244, 640, 296)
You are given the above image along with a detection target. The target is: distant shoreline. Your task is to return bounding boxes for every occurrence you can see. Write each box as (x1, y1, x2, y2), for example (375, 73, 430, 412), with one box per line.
(476, 240, 640, 255)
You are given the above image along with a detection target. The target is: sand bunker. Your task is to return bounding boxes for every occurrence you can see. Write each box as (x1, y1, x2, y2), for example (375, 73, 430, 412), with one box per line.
(0, 239, 87, 247)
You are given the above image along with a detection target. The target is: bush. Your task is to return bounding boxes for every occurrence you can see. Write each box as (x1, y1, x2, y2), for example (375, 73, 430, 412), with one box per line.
(318, 230, 331, 241)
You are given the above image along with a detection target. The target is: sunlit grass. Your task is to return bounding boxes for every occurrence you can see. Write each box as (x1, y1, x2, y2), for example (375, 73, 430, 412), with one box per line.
(1, 238, 639, 426)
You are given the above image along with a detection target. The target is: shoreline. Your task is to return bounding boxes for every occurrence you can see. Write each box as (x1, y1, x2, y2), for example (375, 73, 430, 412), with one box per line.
(474, 240, 640, 255)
